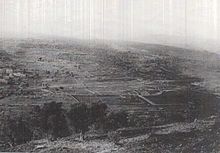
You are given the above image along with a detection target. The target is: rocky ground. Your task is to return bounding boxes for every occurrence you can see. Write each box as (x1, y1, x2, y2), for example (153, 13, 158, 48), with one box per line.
(6, 117, 220, 153)
(0, 38, 220, 152)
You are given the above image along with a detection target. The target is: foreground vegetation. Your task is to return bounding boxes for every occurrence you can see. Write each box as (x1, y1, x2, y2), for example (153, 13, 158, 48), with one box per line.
(0, 101, 130, 148)
(1, 39, 220, 152)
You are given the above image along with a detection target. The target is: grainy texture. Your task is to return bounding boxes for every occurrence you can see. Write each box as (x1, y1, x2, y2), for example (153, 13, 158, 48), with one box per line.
(0, 1, 220, 153)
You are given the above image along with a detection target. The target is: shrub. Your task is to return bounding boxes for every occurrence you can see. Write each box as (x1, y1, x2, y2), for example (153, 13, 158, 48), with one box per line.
(67, 103, 90, 137)
(104, 110, 128, 131)
(40, 102, 70, 140)
(89, 102, 108, 129)
(3, 116, 33, 145)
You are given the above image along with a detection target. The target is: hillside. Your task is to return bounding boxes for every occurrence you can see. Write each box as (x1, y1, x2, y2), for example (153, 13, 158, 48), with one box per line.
(0, 38, 220, 152)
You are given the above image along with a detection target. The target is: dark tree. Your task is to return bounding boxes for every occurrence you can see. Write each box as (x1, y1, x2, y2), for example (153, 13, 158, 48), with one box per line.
(47, 114, 70, 140)
(40, 102, 70, 140)
(104, 110, 128, 131)
(68, 103, 90, 139)
(4, 117, 33, 145)
(89, 102, 108, 129)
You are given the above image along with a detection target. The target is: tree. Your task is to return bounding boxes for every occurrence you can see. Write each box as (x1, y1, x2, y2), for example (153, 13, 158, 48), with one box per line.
(104, 110, 128, 131)
(89, 102, 107, 130)
(3, 116, 33, 145)
(68, 103, 90, 139)
(40, 102, 70, 140)
(47, 113, 70, 140)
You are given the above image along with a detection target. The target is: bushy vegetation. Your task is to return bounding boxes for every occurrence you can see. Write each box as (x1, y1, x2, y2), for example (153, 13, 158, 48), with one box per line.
(88, 102, 108, 128)
(68, 103, 90, 137)
(2, 116, 33, 146)
(67, 102, 124, 138)
(40, 102, 70, 140)
(104, 110, 128, 131)
(0, 101, 130, 147)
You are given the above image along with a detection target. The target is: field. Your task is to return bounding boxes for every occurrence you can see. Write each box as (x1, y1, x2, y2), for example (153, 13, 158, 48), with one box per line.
(0, 38, 220, 152)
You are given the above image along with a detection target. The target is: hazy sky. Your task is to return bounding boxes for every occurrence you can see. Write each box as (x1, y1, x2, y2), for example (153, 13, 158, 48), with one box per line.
(0, 0, 220, 51)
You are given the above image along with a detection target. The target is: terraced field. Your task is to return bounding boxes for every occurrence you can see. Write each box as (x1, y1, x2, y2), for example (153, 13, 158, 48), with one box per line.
(0, 38, 220, 152)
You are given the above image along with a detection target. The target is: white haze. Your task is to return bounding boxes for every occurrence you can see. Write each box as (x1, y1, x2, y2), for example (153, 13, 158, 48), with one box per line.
(0, 0, 220, 52)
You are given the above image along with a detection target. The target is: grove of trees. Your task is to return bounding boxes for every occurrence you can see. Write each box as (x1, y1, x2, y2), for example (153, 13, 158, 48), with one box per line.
(0, 101, 129, 146)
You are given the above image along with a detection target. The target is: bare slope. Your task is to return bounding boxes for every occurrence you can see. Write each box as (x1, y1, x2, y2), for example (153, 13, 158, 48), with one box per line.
(0, 38, 220, 115)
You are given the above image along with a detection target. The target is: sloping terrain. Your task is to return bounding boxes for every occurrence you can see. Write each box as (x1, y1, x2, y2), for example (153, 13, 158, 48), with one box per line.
(1, 38, 219, 116)
(5, 117, 220, 153)
(0, 38, 220, 152)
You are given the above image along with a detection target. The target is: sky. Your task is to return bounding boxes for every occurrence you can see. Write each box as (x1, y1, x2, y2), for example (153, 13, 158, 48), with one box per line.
(0, 0, 220, 52)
